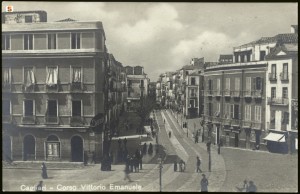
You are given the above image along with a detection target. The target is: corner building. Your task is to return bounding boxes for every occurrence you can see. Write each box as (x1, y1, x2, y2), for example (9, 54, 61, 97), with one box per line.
(2, 11, 107, 162)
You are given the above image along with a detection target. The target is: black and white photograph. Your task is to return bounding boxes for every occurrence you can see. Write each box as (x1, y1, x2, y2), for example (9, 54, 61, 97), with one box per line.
(2, 1, 298, 192)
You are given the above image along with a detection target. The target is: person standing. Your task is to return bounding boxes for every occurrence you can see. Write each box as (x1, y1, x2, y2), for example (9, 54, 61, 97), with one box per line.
(118, 138, 122, 148)
(41, 162, 48, 179)
(200, 174, 209, 192)
(174, 161, 178, 172)
(247, 181, 257, 192)
(124, 138, 127, 147)
(124, 164, 132, 182)
(36, 181, 43, 192)
(196, 156, 202, 173)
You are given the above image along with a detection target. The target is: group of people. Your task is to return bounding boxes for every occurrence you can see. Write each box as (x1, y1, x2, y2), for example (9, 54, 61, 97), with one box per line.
(174, 159, 186, 172)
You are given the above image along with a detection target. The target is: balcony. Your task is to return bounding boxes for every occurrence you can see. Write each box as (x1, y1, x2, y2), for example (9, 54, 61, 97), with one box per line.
(280, 73, 289, 81)
(252, 90, 262, 98)
(2, 115, 12, 124)
(231, 91, 241, 98)
(267, 97, 289, 106)
(70, 116, 84, 126)
(22, 116, 36, 124)
(252, 121, 262, 130)
(46, 85, 58, 92)
(268, 73, 277, 81)
(223, 90, 231, 97)
(2, 83, 11, 92)
(223, 118, 231, 126)
(231, 119, 240, 127)
(45, 116, 59, 124)
(70, 82, 83, 92)
(243, 90, 252, 98)
(242, 120, 252, 128)
(214, 90, 221, 97)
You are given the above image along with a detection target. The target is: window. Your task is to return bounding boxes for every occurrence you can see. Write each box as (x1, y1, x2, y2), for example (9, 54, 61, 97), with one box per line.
(141, 80, 144, 87)
(24, 67, 35, 87)
(270, 110, 275, 124)
(246, 53, 251, 62)
(260, 51, 266, 61)
(224, 103, 231, 118)
(283, 63, 288, 79)
(282, 112, 289, 124)
(190, 100, 195, 108)
(208, 103, 213, 116)
(191, 77, 196, 85)
(216, 79, 220, 91)
(208, 79, 213, 90)
(46, 135, 60, 158)
(24, 34, 33, 50)
(24, 100, 34, 116)
(215, 103, 220, 117)
(282, 87, 288, 98)
(128, 91, 131, 97)
(185, 71, 189, 76)
(2, 35, 10, 50)
(271, 87, 276, 98)
(71, 33, 80, 49)
(235, 78, 240, 91)
(46, 67, 58, 86)
(225, 78, 230, 90)
(231, 104, 239, 119)
(72, 67, 81, 83)
(3, 100, 10, 115)
(245, 105, 251, 121)
(47, 100, 57, 117)
(241, 54, 245, 63)
(246, 77, 251, 91)
(3, 68, 11, 85)
(271, 64, 276, 78)
(254, 106, 261, 122)
(234, 54, 238, 63)
(72, 100, 81, 117)
(25, 16, 33, 23)
(254, 77, 262, 90)
(191, 89, 195, 97)
(48, 34, 56, 49)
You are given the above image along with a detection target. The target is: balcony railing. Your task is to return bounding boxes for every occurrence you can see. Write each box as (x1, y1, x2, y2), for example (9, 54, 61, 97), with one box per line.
(242, 120, 252, 128)
(252, 121, 262, 130)
(243, 90, 252, 98)
(2, 115, 12, 123)
(267, 97, 289, 106)
(70, 82, 83, 92)
(252, 90, 262, 98)
(214, 90, 221, 96)
(2, 83, 11, 92)
(46, 85, 58, 92)
(45, 116, 59, 124)
(231, 119, 240, 126)
(70, 116, 84, 126)
(22, 84, 36, 92)
(22, 116, 36, 124)
(268, 73, 277, 81)
(231, 90, 241, 98)
(223, 90, 231, 97)
(280, 73, 289, 81)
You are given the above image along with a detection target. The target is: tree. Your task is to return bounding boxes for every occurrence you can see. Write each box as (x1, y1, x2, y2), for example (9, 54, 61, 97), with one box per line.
(134, 96, 156, 129)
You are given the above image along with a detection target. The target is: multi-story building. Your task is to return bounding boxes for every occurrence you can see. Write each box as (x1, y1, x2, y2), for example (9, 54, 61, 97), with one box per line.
(125, 66, 149, 111)
(2, 11, 108, 162)
(203, 26, 298, 153)
(219, 54, 233, 64)
(264, 26, 298, 153)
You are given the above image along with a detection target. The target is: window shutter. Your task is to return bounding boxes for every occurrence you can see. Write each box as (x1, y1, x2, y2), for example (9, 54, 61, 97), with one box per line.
(252, 77, 256, 91)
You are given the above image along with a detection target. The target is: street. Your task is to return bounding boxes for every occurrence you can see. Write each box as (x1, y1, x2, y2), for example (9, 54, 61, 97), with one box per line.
(3, 110, 298, 192)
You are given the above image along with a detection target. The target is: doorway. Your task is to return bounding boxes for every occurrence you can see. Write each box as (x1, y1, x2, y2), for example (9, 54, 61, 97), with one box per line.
(23, 135, 35, 161)
(71, 136, 83, 162)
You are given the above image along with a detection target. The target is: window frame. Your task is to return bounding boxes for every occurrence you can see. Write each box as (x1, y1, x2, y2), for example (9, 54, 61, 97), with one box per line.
(47, 99, 58, 117)
(235, 77, 240, 91)
(71, 32, 81, 49)
(254, 106, 261, 122)
(71, 100, 82, 117)
(225, 78, 230, 90)
(271, 87, 276, 98)
(246, 77, 251, 91)
(24, 34, 34, 50)
(282, 87, 288, 99)
(2, 34, 11, 50)
(47, 33, 57, 49)
(23, 99, 35, 116)
(3, 99, 11, 116)
(245, 105, 251, 121)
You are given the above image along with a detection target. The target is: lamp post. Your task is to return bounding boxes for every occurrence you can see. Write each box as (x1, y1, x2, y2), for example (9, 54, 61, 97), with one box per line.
(158, 156, 163, 192)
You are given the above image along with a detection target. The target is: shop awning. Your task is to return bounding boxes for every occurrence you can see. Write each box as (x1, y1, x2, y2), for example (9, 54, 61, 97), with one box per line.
(263, 133, 286, 142)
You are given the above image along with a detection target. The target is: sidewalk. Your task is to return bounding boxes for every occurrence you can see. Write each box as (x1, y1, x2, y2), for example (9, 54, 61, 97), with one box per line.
(166, 109, 227, 192)
(2, 161, 86, 170)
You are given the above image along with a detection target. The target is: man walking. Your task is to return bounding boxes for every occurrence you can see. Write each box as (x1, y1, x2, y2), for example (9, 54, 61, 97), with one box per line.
(196, 156, 202, 173)
(200, 174, 209, 192)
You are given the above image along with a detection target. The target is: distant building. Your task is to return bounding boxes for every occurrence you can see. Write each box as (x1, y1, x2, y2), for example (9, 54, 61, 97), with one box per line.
(219, 54, 233, 64)
(125, 66, 149, 111)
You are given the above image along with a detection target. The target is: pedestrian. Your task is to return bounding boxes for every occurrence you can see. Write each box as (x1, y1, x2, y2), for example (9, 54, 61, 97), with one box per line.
(243, 180, 249, 192)
(148, 143, 153, 155)
(143, 143, 147, 155)
(124, 138, 127, 147)
(118, 138, 122, 148)
(124, 164, 132, 182)
(84, 151, 88, 166)
(168, 131, 172, 138)
(200, 174, 209, 192)
(36, 181, 43, 192)
(196, 156, 202, 173)
(206, 140, 211, 153)
(134, 155, 139, 173)
(247, 181, 257, 192)
(195, 134, 199, 143)
(41, 162, 48, 179)
(182, 161, 186, 172)
(174, 161, 177, 172)
(130, 156, 134, 172)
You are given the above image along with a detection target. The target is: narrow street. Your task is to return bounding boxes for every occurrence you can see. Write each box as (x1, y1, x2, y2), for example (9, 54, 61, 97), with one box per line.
(3, 110, 298, 192)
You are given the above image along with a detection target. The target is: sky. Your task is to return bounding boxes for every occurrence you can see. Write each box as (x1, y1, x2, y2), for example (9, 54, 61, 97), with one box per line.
(2, 2, 298, 81)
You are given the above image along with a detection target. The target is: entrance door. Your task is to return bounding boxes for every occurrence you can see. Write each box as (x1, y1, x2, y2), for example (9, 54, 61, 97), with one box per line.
(23, 135, 35, 161)
(3, 135, 12, 161)
(71, 136, 83, 162)
(235, 133, 239, 147)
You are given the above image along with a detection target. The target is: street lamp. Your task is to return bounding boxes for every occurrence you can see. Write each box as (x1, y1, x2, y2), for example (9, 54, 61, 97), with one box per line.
(157, 156, 163, 192)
